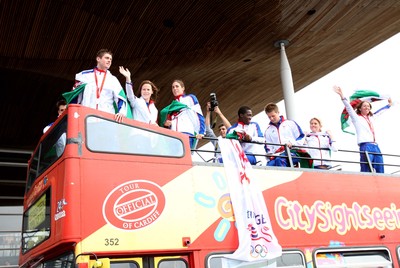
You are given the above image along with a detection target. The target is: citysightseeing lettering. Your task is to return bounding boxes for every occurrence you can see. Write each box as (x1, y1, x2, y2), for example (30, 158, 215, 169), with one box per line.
(103, 180, 165, 230)
(275, 196, 400, 235)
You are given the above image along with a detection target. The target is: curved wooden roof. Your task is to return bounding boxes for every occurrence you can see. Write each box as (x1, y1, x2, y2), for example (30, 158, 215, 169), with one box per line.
(1, 0, 400, 205)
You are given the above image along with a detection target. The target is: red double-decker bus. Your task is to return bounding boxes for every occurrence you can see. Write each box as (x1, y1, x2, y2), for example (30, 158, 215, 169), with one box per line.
(19, 104, 400, 268)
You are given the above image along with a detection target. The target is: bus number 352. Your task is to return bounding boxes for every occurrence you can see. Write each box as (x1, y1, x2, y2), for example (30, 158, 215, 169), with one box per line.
(105, 238, 120, 246)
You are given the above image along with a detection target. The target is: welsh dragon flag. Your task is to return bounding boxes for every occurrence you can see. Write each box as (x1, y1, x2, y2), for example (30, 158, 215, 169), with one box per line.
(218, 137, 282, 266)
(340, 90, 390, 134)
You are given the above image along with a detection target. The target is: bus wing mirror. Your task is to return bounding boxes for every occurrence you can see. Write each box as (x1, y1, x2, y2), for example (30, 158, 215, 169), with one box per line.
(90, 258, 110, 268)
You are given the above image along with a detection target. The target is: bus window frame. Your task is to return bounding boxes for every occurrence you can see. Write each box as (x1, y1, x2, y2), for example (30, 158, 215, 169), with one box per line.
(84, 115, 185, 158)
(27, 116, 67, 192)
(41, 251, 75, 268)
(313, 246, 392, 268)
(107, 256, 188, 268)
(205, 249, 306, 268)
(110, 259, 140, 268)
(156, 256, 188, 268)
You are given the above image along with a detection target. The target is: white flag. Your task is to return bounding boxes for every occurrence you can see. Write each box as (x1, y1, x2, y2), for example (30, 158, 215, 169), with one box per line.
(218, 137, 282, 264)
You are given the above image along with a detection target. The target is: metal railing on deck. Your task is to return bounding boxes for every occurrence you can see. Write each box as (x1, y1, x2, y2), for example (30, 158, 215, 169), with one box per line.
(191, 136, 400, 175)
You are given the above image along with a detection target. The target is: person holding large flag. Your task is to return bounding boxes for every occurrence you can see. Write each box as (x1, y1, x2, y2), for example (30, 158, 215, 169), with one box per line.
(333, 85, 393, 173)
(64, 49, 130, 123)
(160, 79, 205, 149)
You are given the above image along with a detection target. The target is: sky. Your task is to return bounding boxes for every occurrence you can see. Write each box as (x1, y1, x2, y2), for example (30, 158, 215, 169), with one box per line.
(197, 33, 400, 174)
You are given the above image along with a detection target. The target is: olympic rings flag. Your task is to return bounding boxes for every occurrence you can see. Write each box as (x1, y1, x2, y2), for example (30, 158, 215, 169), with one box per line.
(218, 137, 282, 265)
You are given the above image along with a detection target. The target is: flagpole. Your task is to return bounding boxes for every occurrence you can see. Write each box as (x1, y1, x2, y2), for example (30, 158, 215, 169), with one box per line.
(275, 40, 297, 122)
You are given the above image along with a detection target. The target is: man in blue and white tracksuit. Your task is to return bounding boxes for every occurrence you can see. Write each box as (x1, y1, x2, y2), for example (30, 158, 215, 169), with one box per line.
(264, 103, 305, 167)
(227, 106, 267, 165)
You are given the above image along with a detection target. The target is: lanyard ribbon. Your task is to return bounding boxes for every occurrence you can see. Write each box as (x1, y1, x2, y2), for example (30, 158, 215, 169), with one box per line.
(94, 68, 107, 109)
(361, 115, 375, 141)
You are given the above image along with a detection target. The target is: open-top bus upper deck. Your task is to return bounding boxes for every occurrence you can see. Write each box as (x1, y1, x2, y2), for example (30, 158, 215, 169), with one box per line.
(19, 105, 400, 268)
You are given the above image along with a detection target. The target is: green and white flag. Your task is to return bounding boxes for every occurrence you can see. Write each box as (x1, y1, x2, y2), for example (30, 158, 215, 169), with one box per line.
(62, 83, 132, 119)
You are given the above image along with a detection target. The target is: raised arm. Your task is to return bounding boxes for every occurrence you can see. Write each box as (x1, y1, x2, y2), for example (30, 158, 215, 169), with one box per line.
(119, 66, 131, 83)
(333, 85, 345, 99)
(205, 102, 212, 128)
(214, 106, 232, 128)
(333, 85, 359, 127)
(119, 66, 135, 103)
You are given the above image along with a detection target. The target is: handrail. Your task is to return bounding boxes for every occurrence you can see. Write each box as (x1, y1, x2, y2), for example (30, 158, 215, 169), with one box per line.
(192, 136, 400, 174)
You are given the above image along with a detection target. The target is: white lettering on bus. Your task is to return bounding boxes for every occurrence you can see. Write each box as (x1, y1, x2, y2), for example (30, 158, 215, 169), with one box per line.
(118, 183, 140, 194)
(134, 210, 160, 228)
(54, 210, 66, 221)
(121, 210, 161, 229)
(115, 193, 157, 217)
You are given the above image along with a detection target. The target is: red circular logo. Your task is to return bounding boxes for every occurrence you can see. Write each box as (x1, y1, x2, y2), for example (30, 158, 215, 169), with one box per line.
(103, 180, 165, 230)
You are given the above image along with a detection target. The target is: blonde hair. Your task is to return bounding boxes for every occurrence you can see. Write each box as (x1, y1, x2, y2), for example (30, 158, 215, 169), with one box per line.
(309, 117, 322, 127)
(264, 103, 279, 114)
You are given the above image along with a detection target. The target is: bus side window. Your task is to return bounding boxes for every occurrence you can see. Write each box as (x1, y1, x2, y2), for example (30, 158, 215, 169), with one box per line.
(158, 259, 187, 268)
(41, 252, 74, 267)
(206, 250, 306, 268)
(38, 118, 67, 174)
(86, 116, 184, 157)
(27, 151, 39, 192)
(397, 245, 400, 266)
(110, 262, 138, 268)
(27, 116, 67, 191)
(314, 247, 392, 268)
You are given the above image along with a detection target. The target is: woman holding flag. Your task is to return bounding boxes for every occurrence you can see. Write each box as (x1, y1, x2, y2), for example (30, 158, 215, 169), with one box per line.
(333, 85, 392, 173)
(160, 79, 205, 149)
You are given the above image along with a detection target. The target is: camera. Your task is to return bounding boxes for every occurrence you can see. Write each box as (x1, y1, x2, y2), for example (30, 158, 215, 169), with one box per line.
(209, 93, 219, 111)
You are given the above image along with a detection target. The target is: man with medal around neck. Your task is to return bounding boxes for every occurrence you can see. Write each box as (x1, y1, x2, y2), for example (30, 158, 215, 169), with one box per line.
(73, 49, 128, 123)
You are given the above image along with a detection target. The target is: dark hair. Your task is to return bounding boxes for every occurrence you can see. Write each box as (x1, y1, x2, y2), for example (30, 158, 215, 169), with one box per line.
(138, 80, 159, 102)
(238, 106, 251, 116)
(218, 123, 226, 129)
(96, 49, 113, 58)
(56, 99, 66, 108)
(172, 79, 185, 88)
